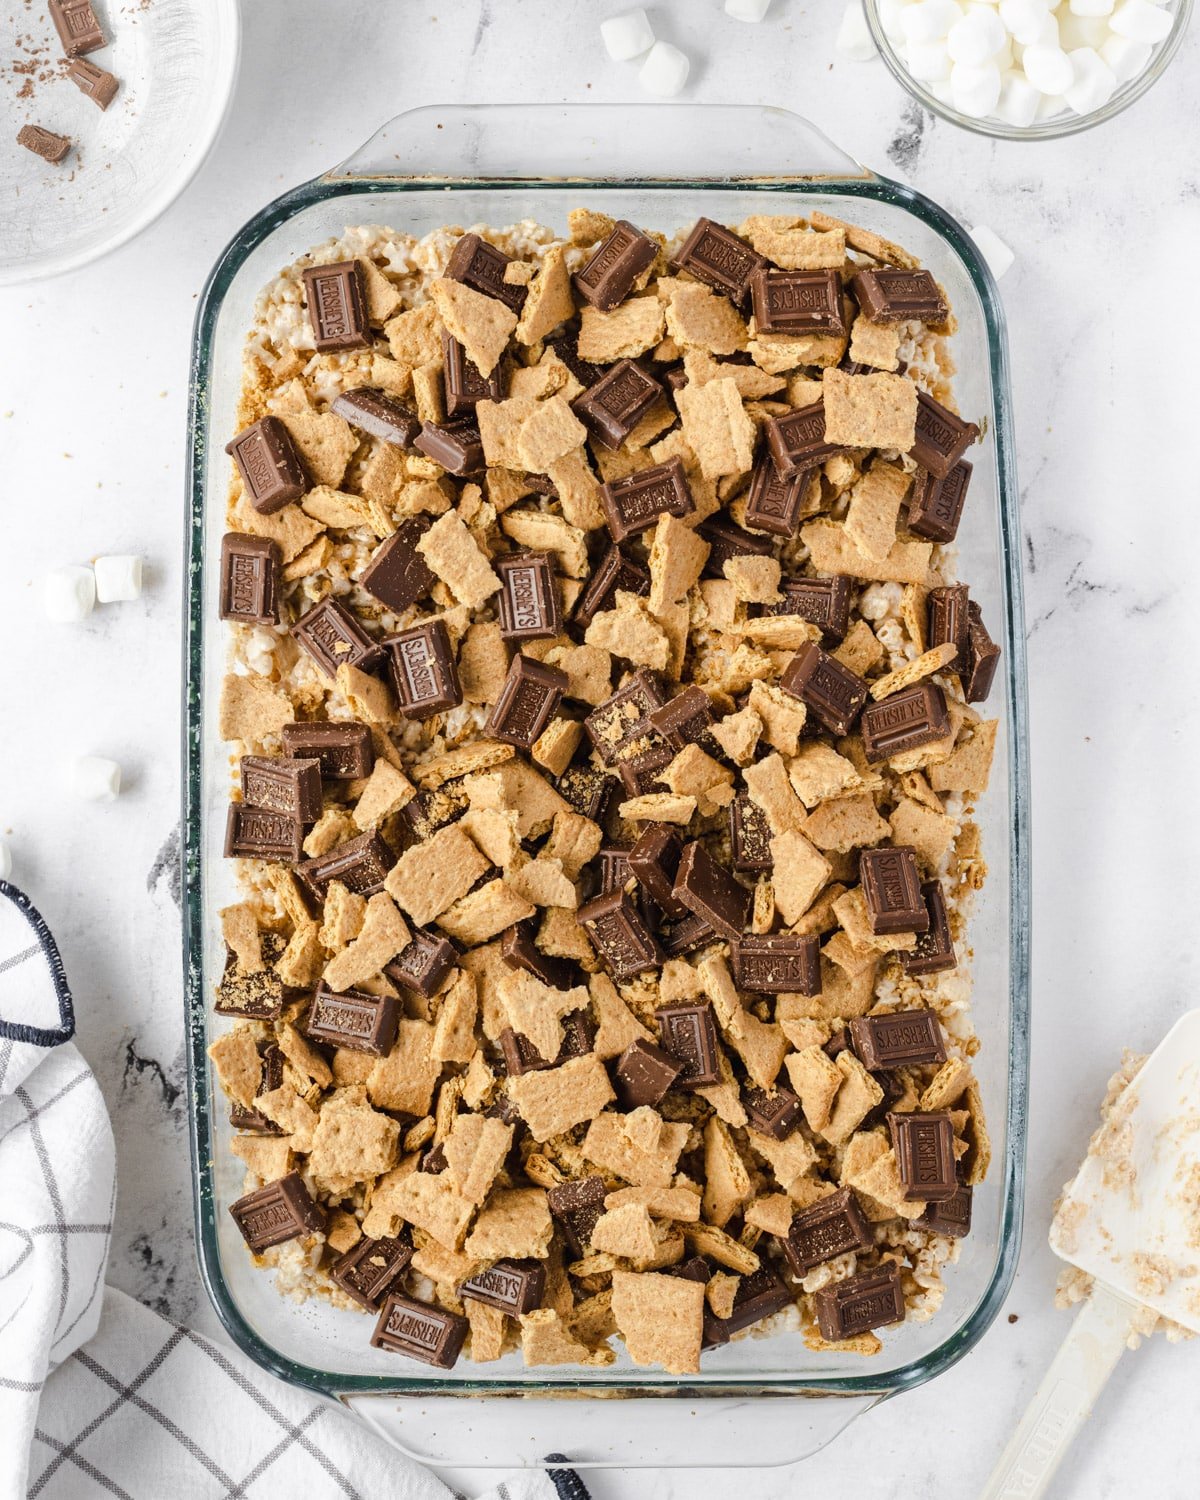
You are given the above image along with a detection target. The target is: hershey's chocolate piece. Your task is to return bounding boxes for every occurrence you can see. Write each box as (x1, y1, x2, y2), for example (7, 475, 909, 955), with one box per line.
(66, 56, 118, 108)
(226, 417, 308, 514)
(849, 1008, 946, 1071)
(659, 911, 714, 958)
(371, 1291, 468, 1368)
(443, 331, 505, 419)
(765, 401, 840, 478)
(908, 459, 973, 543)
(704, 1266, 793, 1348)
(613, 1037, 685, 1109)
(889, 1110, 959, 1201)
(904, 880, 957, 976)
(229, 1043, 285, 1133)
(780, 1187, 873, 1276)
(224, 804, 303, 863)
(860, 681, 950, 764)
(743, 455, 812, 538)
(763, 576, 852, 644)
(672, 217, 765, 307)
(672, 1255, 713, 1283)
(851, 267, 949, 325)
(293, 597, 382, 680)
(779, 640, 868, 736)
(927, 584, 971, 671)
(655, 1001, 720, 1088)
(501, 921, 576, 991)
(729, 796, 773, 874)
(301, 260, 370, 352)
(547, 334, 605, 389)
(215, 935, 288, 1021)
(648, 686, 715, 752)
(446, 232, 527, 314)
(698, 514, 773, 576)
(578, 888, 662, 981)
(360, 519, 438, 613)
(574, 359, 663, 450)
(597, 845, 634, 895)
(743, 1085, 802, 1140)
(307, 983, 399, 1057)
(413, 420, 485, 475)
(296, 829, 396, 905)
(601, 456, 695, 545)
(814, 1266, 905, 1342)
(859, 846, 929, 935)
(750, 267, 845, 337)
(573, 219, 658, 311)
(584, 671, 665, 764)
(910, 391, 980, 479)
(229, 1171, 326, 1252)
(547, 1176, 607, 1255)
(629, 823, 688, 918)
(920, 1181, 973, 1238)
(965, 601, 1001, 703)
(17, 123, 70, 162)
(48, 0, 104, 55)
(219, 533, 281, 625)
(282, 721, 373, 780)
(730, 933, 821, 995)
(422, 1143, 448, 1175)
(572, 545, 650, 631)
(240, 755, 323, 823)
(330, 1233, 414, 1310)
(496, 551, 561, 641)
(556, 765, 614, 822)
(672, 840, 750, 942)
(388, 619, 462, 719)
(331, 387, 421, 448)
(397, 786, 467, 846)
(385, 928, 459, 998)
(616, 744, 673, 797)
(487, 653, 568, 749)
(460, 1259, 546, 1316)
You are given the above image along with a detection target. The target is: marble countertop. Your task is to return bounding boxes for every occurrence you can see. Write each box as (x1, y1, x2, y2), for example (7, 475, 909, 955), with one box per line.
(3, 2, 1199, 1494)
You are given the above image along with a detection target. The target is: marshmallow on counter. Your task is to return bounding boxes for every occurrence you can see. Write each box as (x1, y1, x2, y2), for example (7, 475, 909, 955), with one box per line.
(639, 40, 690, 96)
(600, 8, 655, 60)
(970, 225, 1016, 278)
(44, 566, 97, 623)
(725, 0, 773, 18)
(837, 0, 880, 57)
(72, 757, 122, 804)
(0, 840, 11, 881)
(93, 554, 143, 603)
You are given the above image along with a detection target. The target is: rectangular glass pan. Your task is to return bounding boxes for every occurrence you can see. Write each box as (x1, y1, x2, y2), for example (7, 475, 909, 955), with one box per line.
(183, 104, 1030, 1455)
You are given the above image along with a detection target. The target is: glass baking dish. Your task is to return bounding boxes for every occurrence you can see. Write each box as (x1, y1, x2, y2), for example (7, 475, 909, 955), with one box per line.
(183, 103, 1030, 1469)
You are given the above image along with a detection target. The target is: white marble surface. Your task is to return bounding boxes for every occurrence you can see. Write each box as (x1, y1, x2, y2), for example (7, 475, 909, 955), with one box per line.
(3, 1, 1199, 1495)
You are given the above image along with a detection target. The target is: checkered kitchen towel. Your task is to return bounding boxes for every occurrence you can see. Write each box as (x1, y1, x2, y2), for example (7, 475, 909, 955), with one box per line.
(0, 882, 590, 1500)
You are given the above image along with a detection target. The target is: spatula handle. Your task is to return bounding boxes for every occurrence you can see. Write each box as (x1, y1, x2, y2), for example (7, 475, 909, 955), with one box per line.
(979, 1284, 1141, 1500)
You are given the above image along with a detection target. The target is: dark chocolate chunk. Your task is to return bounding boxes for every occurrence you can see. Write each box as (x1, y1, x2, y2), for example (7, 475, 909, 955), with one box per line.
(672, 1255, 713, 1283)
(672, 841, 750, 942)
(849, 1009, 946, 1071)
(779, 640, 868, 736)
(730, 933, 820, 995)
(229, 1043, 285, 1134)
(672, 217, 765, 307)
(904, 880, 957, 976)
(655, 1002, 720, 1088)
(629, 823, 688, 918)
(574, 359, 663, 450)
(306, 984, 399, 1057)
(572, 545, 650, 631)
(385, 928, 459, 998)
(910, 392, 980, 479)
(965, 601, 1001, 702)
(780, 1187, 872, 1277)
(908, 459, 973, 543)
(293, 597, 382, 680)
(17, 124, 71, 162)
(360, 519, 438, 613)
(597, 845, 635, 895)
(584, 671, 665, 764)
(443, 331, 505, 419)
(920, 1181, 973, 1238)
(240, 755, 323, 823)
(578, 888, 662, 981)
(765, 402, 840, 478)
(889, 1110, 959, 1201)
(229, 1171, 326, 1252)
(413, 420, 485, 475)
(282, 721, 373, 780)
(750, 267, 845, 337)
(729, 796, 773, 874)
(301, 260, 370, 352)
(743, 1085, 803, 1140)
(547, 334, 605, 389)
(659, 911, 715, 957)
(397, 786, 467, 846)
(500, 1021, 556, 1076)
(813, 1267, 905, 1341)
(330, 1233, 414, 1310)
(860, 682, 950, 764)
(556, 765, 614, 822)
(743, 455, 812, 538)
(572, 219, 658, 311)
(48, 0, 104, 56)
(850, 267, 948, 326)
(496, 551, 561, 641)
(371, 1292, 467, 1368)
(616, 744, 673, 797)
(762, 576, 851, 644)
(703, 1266, 793, 1347)
(859, 846, 929, 935)
(600, 458, 695, 544)
(487, 653, 568, 749)
(331, 386, 422, 447)
(296, 829, 396, 905)
(613, 1038, 685, 1109)
(927, 584, 971, 670)
(66, 56, 118, 108)
(223, 803, 303, 863)
(226, 416, 308, 515)
(697, 514, 773, 576)
(214, 935, 288, 1021)
(547, 1176, 607, 1255)
(388, 619, 462, 719)
(446, 232, 527, 314)
(460, 1260, 546, 1316)
(501, 921, 576, 991)
(648, 686, 715, 753)
(219, 533, 281, 625)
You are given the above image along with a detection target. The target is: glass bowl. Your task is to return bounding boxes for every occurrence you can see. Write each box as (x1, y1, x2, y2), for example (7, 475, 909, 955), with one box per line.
(863, 0, 1192, 141)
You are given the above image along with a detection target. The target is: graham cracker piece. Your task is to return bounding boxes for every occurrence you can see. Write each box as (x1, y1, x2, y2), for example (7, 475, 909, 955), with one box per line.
(320, 882, 367, 953)
(461, 806, 521, 869)
(611, 1271, 705, 1376)
(501, 507, 589, 578)
(369, 354, 414, 398)
(963, 1078, 991, 1185)
(384, 824, 490, 927)
(516, 395, 587, 472)
(802, 793, 890, 854)
(748, 331, 846, 374)
(619, 792, 696, 825)
(577, 297, 666, 362)
(521, 1308, 615, 1367)
(458, 621, 512, 706)
(306, 811, 357, 859)
(464, 1188, 554, 1260)
(543, 810, 603, 881)
(359, 256, 401, 324)
(230, 1134, 293, 1185)
(744, 752, 808, 834)
(747, 680, 807, 756)
(543, 642, 612, 706)
(569, 208, 616, 244)
(589, 973, 653, 1060)
(218, 674, 293, 745)
(703, 1117, 752, 1228)
(432, 970, 478, 1065)
(809, 210, 921, 269)
(466, 758, 568, 837)
(803, 1327, 883, 1358)
(437, 879, 537, 945)
(506, 1054, 616, 1142)
(546, 448, 607, 531)
(586, 592, 671, 672)
(834, 619, 887, 676)
(220, 904, 263, 974)
(844, 462, 912, 562)
(849, 315, 901, 372)
(605, 1185, 702, 1223)
(231, 494, 323, 565)
(335, 663, 393, 727)
(682, 348, 785, 400)
(498, 969, 590, 1061)
(411, 363, 446, 425)
(676, 378, 755, 479)
(308, 1086, 401, 1188)
(591, 1202, 660, 1261)
(744, 1193, 797, 1237)
(724, 554, 782, 605)
(832, 886, 915, 955)
(699, 952, 788, 1091)
(822, 369, 918, 451)
(739, 215, 846, 269)
(415, 739, 514, 789)
(664, 282, 748, 356)
(274, 923, 325, 988)
(429, 277, 517, 378)
(929, 719, 999, 795)
(662, 744, 734, 817)
(443, 1113, 514, 1205)
(785, 1044, 842, 1134)
(277, 1020, 333, 1087)
(842, 1134, 925, 1220)
(268, 867, 313, 932)
(801, 521, 932, 587)
(508, 856, 579, 910)
(889, 796, 956, 871)
(871, 642, 957, 700)
(300, 486, 375, 533)
(467, 1299, 509, 1363)
(583, 1110, 690, 1189)
(352, 760, 415, 831)
(208, 1030, 264, 1110)
(771, 830, 832, 925)
(788, 742, 862, 807)
(323, 891, 411, 991)
(416, 510, 501, 609)
(822, 1050, 884, 1146)
(385, 302, 443, 366)
(283, 536, 334, 582)
(367, 1019, 440, 1115)
(276, 407, 356, 490)
(516, 243, 576, 345)
(477, 397, 538, 468)
(390, 1169, 476, 1251)
(749, 1124, 818, 1196)
(532, 717, 585, 778)
(255, 1085, 318, 1153)
(709, 706, 762, 766)
(649, 513, 710, 613)
(921, 1057, 972, 1111)
(683, 1223, 759, 1275)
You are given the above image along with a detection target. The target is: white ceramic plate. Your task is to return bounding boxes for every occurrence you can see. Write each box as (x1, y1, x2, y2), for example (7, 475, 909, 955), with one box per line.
(0, 0, 240, 285)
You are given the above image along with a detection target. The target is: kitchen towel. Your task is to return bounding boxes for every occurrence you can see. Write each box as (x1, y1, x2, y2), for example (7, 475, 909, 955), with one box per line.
(0, 881, 589, 1500)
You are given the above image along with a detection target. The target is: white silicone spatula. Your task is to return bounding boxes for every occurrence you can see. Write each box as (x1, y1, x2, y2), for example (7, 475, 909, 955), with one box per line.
(980, 1010, 1200, 1499)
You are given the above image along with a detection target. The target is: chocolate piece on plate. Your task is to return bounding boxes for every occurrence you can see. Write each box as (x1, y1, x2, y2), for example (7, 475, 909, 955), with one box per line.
(743, 454, 812, 538)
(214, 935, 288, 1021)
(229, 1171, 326, 1252)
(910, 391, 979, 479)
(904, 880, 957, 976)
(859, 846, 928, 935)
(360, 519, 438, 613)
(413, 420, 485, 475)
(330, 1233, 414, 1310)
(578, 888, 662, 981)
(331, 387, 422, 447)
(371, 1292, 468, 1368)
(488, 653, 568, 749)
(779, 640, 868, 737)
(813, 1267, 905, 1342)
(282, 721, 373, 780)
(547, 1176, 608, 1255)
(219, 533, 281, 625)
(749, 267, 845, 337)
(850, 267, 949, 325)
(613, 1038, 685, 1110)
(729, 796, 773, 874)
(743, 1084, 803, 1140)
(659, 911, 714, 958)
(600, 458, 695, 545)
(495, 551, 561, 641)
(443, 331, 505, 419)
(927, 584, 971, 670)
(574, 359, 663, 450)
(66, 57, 118, 108)
(385, 928, 459, 998)
(655, 1001, 720, 1088)
(859, 681, 950, 764)
(672, 840, 750, 942)
(849, 1008, 946, 1071)
(907, 459, 972, 543)
(648, 686, 715, 752)
(629, 823, 688, 917)
(584, 671, 665, 763)
(226, 417, 308, 515)
(965, 601, 1001, 703)
(920, 1181, 973, 1239)
(764, 401, 840, 478)
(572, 544, 649, 631)
(388, 619, 462, 719)
(301, 260, 370, 352)
(730, 933, 820, 995)
(501, 921, 577, 991)
(697, 515, 773, 576)
(889, 1110, 959, 1201)
(461, 1260, 546, 1317)
(293, 597, 382, 680)
(672, 217, 765, 307)
(445, 232, 527, 314)
(296, 829, 396, 905)
(703, 1266, 794, 1348)
(763, 576, 851, 644)
(780, 1187, 873, 1277)
(240, 755, 323, 823)
(223, 804, 303, 863)
(572, 219, 658, 310)
(17, 123, 71, 163)
(306, 983, 400, 1057)
(48, 0, 104, 55)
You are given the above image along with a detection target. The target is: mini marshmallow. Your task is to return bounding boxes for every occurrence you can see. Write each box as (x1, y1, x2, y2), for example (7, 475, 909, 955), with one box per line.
(837, 0, 879, 58)
(72, 757, 122, 804)
(951, 58, 1004, 113)
(44, 566, 96, 623)
(93, 554, 143, 603)
(725, 0, 772, 19)
(1099, 30, 1152, 79)
(947, 8, 1008, 60)
(878, 0, 910, 39)
(1035, 89, 1068, 115)
(998, 0, 1054, 45)
(600, 8, 655, 61)
(1064, 44, 1119, 109)
(639, 40, 690, 96)
(996, 67, 1043, 122)
(970, 225, 1016, 278)
(1057, 11, 1111, 47)
(1021, 40, 1075, 90)
(1109, 0, 1173, 42)
(1068, 0, 1115, 14)
(0, 840, 11, 882)
(901, 0, 966, 43)
(906, 38, 955, 78)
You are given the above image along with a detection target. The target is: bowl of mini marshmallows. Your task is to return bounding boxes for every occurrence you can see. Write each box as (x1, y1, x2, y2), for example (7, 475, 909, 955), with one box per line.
(863, 0, 1190, 137)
